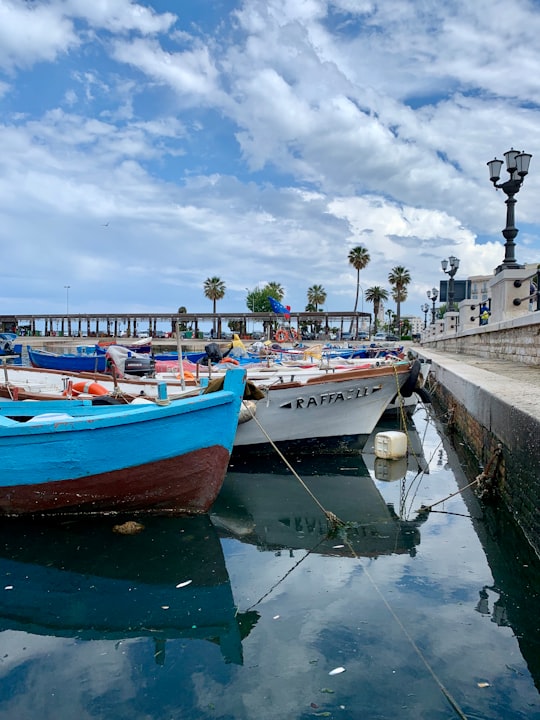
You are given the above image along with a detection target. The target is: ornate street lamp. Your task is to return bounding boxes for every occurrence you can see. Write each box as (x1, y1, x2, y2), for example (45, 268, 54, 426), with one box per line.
(487, 148, 532, 272)
(427, 288, 438, 324)
(421, 302, 429, 329)
(441, 256, 460, 310)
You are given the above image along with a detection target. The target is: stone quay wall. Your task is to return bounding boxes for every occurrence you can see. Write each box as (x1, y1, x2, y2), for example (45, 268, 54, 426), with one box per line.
(420, 350, 540, 559)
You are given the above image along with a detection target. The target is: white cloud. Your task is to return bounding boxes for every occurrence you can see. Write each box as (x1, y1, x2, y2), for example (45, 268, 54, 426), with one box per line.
(0, 1, 79, 70)
(0, 0, 539, 317)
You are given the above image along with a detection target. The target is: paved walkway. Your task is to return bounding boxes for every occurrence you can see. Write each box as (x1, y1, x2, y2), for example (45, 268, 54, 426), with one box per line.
(415, 346, 540, 389)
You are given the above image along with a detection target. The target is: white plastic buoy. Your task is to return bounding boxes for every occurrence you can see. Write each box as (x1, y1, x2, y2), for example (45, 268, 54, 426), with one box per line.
(374, 431, 407, 459)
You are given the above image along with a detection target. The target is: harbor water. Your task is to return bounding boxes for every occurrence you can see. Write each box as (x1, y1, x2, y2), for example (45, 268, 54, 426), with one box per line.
(0, 404, 538, 719)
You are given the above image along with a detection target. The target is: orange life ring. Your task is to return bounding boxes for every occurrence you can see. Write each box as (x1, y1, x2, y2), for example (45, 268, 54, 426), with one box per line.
(289, 328, 298, 340)
(220, 357, 239, 365)
(275, 329, 288, 343)
(64, 380, 109, 397)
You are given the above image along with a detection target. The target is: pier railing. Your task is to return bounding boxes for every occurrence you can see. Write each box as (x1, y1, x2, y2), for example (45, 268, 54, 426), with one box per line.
(421, 266, 540, 366)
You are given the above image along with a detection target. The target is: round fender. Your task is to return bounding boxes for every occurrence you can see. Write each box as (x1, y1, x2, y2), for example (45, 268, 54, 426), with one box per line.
(415, 386, 432, 404)
(400, 359, 421, 397)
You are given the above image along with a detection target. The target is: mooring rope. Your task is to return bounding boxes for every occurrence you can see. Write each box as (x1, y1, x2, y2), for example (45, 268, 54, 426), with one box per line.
(241, 400, 344, 527)
(417, 443, 503, 513)
(341, 535, 469, 720)
(241, 385, 469, 719)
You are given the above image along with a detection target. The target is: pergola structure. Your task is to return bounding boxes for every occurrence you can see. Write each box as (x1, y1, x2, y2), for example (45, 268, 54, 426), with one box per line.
(2, 311, 372, 340)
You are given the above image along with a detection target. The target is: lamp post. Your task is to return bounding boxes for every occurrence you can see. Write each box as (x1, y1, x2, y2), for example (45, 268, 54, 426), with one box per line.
(487, 148, 532, 272)
(64, 285, 70, 315)
(441, 256, 460, 311)
(426, 288, 438, 324)
(421, 303, 429, 329)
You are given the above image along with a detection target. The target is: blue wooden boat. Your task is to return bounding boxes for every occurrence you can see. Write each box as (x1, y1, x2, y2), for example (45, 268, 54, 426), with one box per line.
(0, 367, 246, 516)
(28, 345, 156, 376)
(154, 350, 207, 363)
(28, 345, 108, 373)
(0, 514, 257, 663)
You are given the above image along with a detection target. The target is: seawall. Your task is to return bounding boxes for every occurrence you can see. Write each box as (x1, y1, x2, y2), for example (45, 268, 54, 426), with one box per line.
(418, 347, 540, 559)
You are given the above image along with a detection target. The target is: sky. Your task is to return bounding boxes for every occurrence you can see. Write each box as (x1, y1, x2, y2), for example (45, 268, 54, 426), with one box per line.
(1, 0, 540, 321)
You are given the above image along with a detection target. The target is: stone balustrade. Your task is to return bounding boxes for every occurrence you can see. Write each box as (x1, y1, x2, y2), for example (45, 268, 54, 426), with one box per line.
(422, 266, 540, 366)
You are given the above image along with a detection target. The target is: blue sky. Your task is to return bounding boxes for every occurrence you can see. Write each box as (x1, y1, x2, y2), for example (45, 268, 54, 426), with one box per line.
(1, 0, 540, 320)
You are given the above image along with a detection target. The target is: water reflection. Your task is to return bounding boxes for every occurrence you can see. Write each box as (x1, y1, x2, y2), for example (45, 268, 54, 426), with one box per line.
(0, 408, 538, 717)
(0, 515, 258, 665)
(214, 452, 427, 558)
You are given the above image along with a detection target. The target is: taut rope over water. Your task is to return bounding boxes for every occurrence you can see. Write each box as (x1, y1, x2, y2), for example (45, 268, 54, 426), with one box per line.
(241, 400, 344, 529)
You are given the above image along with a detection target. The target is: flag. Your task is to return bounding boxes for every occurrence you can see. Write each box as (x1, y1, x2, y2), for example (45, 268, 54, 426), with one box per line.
(268, 297, 291, 318)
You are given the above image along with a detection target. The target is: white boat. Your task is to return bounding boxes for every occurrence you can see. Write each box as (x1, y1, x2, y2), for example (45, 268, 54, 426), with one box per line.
(232, 360, 421, 452)
(0, 354, 422, 453)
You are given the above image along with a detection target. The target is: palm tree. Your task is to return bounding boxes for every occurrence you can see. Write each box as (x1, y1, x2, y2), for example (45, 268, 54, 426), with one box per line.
(265, 282, 285, 302)
(348, 246, 370, 333)
(307, 284, 326, 311)
(388, 266, 411, 338)
(203, 276, 226, 335)
(364, 286, 389, 333)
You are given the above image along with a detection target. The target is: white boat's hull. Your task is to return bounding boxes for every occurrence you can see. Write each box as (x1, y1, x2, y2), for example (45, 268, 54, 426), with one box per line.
(1, 360, 418, 453)
(234, 364, 413, 450)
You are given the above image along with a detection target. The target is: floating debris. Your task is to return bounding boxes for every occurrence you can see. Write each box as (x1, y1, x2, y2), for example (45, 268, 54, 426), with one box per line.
(112, 521, 145, 535)
(328, 667, 346, 675)
(477, 682, 490, 688)
(175, 580, 193, 588)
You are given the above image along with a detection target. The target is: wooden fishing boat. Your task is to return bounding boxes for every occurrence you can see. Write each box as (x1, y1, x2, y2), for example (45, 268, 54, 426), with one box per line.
(27, 344, 155, 376)
(232, 359, 422, 452)
(0, 362, 196, 402)
(0, 355, 422, 453)
(0, 367, 246, 516)
(27, 345, 109, 373)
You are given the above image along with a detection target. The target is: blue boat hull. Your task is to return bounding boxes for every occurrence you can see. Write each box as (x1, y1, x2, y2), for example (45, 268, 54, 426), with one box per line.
(28, 346, 108, 373)
(0, 368, 246, 516)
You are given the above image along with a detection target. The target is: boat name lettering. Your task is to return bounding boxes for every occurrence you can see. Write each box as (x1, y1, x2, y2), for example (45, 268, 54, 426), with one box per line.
(294, 386, 370, 409)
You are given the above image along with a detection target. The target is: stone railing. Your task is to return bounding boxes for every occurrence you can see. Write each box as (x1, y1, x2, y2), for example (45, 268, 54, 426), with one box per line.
(422, 266, 540, 366)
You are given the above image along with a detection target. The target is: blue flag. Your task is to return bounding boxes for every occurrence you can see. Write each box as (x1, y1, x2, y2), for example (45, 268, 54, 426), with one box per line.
(268, 297, 291, 318)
